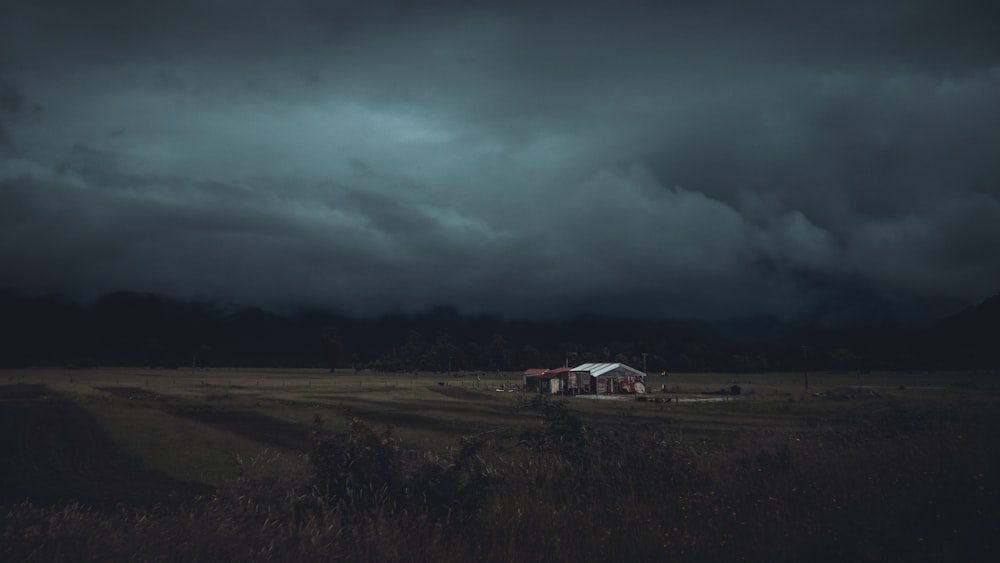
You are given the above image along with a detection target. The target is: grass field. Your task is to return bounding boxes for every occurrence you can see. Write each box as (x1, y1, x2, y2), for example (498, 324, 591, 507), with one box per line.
(3, 367, 999, 561)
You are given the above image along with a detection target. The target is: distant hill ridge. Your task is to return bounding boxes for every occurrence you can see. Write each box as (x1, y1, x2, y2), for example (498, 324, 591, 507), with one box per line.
(2, 288, 998, 370)
(937, 292, 1000, 336)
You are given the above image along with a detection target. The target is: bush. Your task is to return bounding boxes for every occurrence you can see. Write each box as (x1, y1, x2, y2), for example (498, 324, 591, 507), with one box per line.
(309, 416, 495, 522)
(3, 405, 998, 562)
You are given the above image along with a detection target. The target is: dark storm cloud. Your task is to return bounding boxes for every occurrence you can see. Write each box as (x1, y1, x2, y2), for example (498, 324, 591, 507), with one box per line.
(0, 79, 39, 151)
(2, 1, 999, 324)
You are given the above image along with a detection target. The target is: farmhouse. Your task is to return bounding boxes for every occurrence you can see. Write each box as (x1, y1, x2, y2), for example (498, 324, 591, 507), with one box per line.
(524, 363, 647, 395)
(570, 362, 647, 395)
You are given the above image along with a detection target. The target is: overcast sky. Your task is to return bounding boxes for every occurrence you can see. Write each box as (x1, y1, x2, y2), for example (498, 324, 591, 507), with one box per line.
(2, 0, 999, 325)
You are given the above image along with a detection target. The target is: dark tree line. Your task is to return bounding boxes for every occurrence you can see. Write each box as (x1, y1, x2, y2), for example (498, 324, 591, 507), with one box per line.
(1, 289, 997, 371)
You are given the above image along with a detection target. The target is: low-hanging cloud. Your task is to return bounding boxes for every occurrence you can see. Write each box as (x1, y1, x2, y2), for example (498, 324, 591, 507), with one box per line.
(2, 0, 999, 325)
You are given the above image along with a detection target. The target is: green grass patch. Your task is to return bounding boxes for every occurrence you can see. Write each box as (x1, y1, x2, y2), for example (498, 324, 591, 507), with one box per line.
(3, 368, 999, 561)
(79, 394, 306, 486)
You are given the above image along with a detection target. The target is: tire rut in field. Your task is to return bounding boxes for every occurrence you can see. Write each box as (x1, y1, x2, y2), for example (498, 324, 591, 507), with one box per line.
(0, 384, 208, 506)
(91, 386, 313, 452)
(169, 408, 312, 452)
(94, 386, 175, 401)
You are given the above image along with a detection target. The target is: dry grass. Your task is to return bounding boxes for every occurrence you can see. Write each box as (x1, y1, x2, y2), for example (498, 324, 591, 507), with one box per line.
(2, 368, 999, 561)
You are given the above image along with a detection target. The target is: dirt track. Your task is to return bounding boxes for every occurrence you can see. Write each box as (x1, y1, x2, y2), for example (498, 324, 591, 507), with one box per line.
(428, 385, 495, 401)
(0, 384, 206, 505)
(94, 386, 173, 401)
(170, 408, 312, 452)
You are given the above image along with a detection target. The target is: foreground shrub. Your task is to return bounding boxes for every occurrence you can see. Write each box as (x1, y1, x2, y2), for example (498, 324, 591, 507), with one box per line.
(309, 416, 495, 522)
(3, 403, 999, 562)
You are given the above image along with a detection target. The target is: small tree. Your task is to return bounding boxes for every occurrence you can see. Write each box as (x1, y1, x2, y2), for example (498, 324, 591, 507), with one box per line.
(321, 326, 340, 372)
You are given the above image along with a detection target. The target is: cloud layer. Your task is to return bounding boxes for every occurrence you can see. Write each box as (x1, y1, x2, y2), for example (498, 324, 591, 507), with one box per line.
(3, 1, 999, 325)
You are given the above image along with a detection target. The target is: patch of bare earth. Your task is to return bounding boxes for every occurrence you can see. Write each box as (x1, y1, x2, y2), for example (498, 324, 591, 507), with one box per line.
(170, 409, 312, 452)
(95, 386, 173, 401)
(428, 385, 493, 401)
(0, 384, 207, 506)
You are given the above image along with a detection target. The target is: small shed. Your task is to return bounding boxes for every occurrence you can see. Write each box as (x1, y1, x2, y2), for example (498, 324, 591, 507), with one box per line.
(523, 368, 547, 392)
(570, 362, 647, 395)
(542, 367, 572, 395)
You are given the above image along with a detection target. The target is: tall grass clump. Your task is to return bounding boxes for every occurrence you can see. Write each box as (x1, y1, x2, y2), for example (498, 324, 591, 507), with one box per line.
(309, 415, 496, 523)
(3, 400, 999, 562)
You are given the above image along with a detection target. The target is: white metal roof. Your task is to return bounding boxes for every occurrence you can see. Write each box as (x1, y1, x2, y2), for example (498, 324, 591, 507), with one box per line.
(570, 362, 646, 378)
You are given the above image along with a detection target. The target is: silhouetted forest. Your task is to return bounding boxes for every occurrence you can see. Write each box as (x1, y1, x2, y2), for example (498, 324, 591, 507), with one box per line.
(1, 289, 997, 371)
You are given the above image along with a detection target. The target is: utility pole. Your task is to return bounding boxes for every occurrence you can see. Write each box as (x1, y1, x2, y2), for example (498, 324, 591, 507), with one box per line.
(642, 352, 648, 375)
(857, 355, 863, 389)
(801, 345, 809, 392)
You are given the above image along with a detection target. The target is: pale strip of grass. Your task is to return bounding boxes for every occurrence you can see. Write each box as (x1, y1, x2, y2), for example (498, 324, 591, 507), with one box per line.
(76, 395, 307, 487)
(657, 370, 1000, 394)
(10, 367, 1000, 455)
